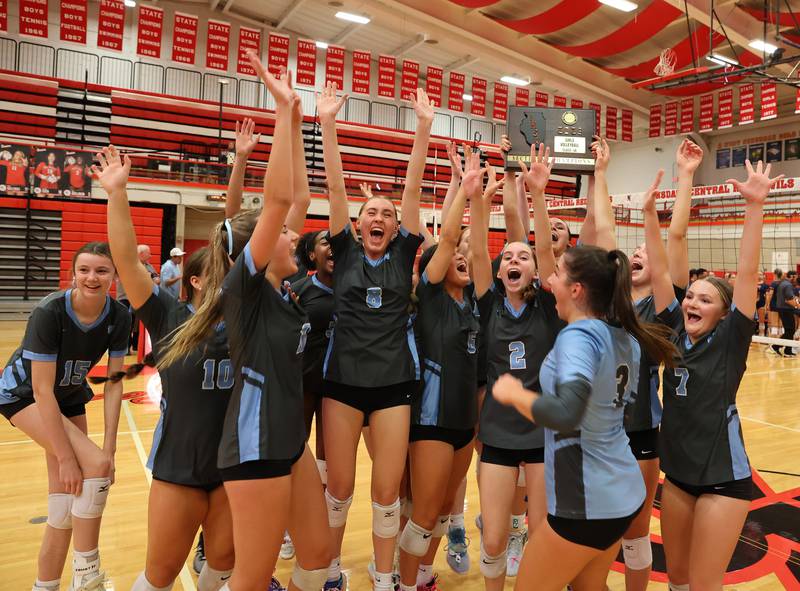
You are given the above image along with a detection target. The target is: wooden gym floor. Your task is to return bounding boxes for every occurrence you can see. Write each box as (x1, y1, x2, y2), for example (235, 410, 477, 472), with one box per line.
(1, 320, 798, 590)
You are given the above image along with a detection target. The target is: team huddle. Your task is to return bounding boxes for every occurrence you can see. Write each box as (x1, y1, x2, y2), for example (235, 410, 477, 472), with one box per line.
(0, 52, 784, 591)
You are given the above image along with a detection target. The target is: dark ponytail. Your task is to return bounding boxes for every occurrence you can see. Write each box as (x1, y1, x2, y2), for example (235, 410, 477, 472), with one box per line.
(88, 353, 156, 384)
(564, 246, 677, 368)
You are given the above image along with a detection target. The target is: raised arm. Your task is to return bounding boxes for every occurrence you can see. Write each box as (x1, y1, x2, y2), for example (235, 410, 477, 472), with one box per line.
(469, 161, 493, 298)
(98, 146, 154, 310)
(419, 219, 436, 250)
(668, 139, 703, 288)
(728, 160, 784, 318)
(502, 168, 526, 243)
(400, 88, 434, 236)
(317, 82, 350, 236)
(642, 169, 674, 313)
(591, 136, 616, 251)
(440, 141, 463, 221)
(224, 118, 261, 220)
(519, 142, 557, 287)
(578, 175, 596, 246)
(285, 88, 312, 234)
(516, 173, 532, 236)
(247, 54, 296, 270)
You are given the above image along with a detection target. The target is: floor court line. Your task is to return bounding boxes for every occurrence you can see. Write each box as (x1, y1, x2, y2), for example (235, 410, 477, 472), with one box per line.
(739, 415, 800, 433)
(744, 366, 800, 376)
(0, 428, 155, 446)
(122, 400, 197, 591)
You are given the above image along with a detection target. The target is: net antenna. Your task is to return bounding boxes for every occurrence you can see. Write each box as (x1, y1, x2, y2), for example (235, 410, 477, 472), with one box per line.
(654, 48, 678, 77)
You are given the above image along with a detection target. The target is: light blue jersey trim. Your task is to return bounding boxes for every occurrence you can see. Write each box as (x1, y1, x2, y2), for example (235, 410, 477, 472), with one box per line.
(503, 297, 527, 318)
(65, 289, 111, 332)
(420, 360, 441, 426)
(399, 226, 410, 237)
(15, 358, 26, 382)
(727, 404, 751, 479)
(667, 298, 679, 312)
(407, 317, 421, 381)
(109, 350, 128, 358)
(243, 243, 258, 276)
(22, 350, 58, 362)
(363, 251, 391, 266)
(421, 270, 430, 285)
(323, 315, 336, 378)
(238, 367, 265, 463)
(311, 274, 334, 294)
(146, 397, 166, 470)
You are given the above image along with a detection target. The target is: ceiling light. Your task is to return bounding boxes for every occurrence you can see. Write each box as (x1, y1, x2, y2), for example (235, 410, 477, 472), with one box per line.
(749, 39, 778, 54)
(315, 41, 329, 49)
(462, 94, 473, 101)
(500, 75, 529, 86)
(706, 53, 739, 66)
(124, 0, 136, 6)
(335, 11, 370, 24)
(599, 0, 637, 12)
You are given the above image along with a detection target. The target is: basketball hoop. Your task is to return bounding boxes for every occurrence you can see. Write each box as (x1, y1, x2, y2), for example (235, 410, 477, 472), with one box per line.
(654, 48, 677, 77)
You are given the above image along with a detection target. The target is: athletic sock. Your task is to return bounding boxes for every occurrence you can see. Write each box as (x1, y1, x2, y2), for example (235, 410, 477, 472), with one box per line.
(32, 579, 60, 591)
(399, 584, 416, 591)
(373, 571, 394, 591)
(197, 564, 232, 591)
(416, 564, 433, 586)
(72, 548, 100, 586)
(510, 513, 526, 533)
(449, 513, 465, 529)
(327, 556, 341, 583)
(131, 572, 173, 591)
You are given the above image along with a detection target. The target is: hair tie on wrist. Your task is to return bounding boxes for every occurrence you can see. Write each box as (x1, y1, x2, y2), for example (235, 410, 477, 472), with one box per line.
(224, 218, 234, 256)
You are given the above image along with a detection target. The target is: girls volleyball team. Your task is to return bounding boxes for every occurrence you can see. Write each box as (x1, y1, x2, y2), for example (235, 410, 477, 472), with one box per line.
(1, 52, 782, 591)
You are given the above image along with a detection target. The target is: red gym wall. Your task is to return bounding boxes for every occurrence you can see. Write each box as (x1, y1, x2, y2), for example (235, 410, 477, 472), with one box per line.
(0, 197, 163, 293)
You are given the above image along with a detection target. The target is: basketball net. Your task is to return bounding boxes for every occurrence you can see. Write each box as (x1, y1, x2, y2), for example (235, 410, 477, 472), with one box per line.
(654, 48, 677, 77)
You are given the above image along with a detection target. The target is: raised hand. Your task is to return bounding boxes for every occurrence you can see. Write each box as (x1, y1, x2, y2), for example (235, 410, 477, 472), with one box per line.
(642, 169, 664, 213)
(492, 373, 524, 406)
(676, 139, 703, 175)
(447, 141, 463, 180)
(461, 146, 485, 200)
(247, 51, 296, 109)
(519, 141, 554, 194)
(591, 136, 610, 174)
(235, 118, 261, 158)
(500, 134, 512, 154)
(409, 88, 434, 123)
(91, 145, 131, 195)
(359, 182, 374, 199)
(316, 81, 348, 124)
(484, 162, 505, 197)
(727, 160, 784, 206)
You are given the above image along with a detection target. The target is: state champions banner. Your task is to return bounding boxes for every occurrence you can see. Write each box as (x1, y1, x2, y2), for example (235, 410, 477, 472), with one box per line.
(60, 0, 87, 44)
(237, 26, 261, 76)
(492, 82, 508, 121)
(718, 88, 733, 129)
(761, 83, 777, 121)
(0, 0, 7, 33)
(351, 50, 371, 95)
(664, 101, 678, 136)
(295, 39, 316, 86)
(605, 106, 617, 141)
(401, 60, 419, 101)
(448, 71, 465, 112)
(515, 87, 530, 107)
(171, 12, 198, 65)
(649, 104, 662, 137)
(699, 94, 713, 132)
(570, 98, 584, 108)
(680, 97, 693, 134)
(553, 95, 567, 108)
(738, 83, 754, 125)
(325, 45, 345, 90)
(97, 0, 125, 51)
(267, 32, 289, 76)
(426, 66, 443, 108)
(136, 5, 163, 59)
(378, 55, 396, 98)
(206, 20, 230, 71)
(621, 109, 632, 142)
(19, 0, 49, 38)
(534, 91, 548, 107)
(589, 102, 601, 131)
(471, 76, 486, 117)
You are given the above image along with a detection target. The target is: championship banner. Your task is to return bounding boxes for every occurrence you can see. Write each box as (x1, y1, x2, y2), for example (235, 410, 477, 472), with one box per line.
(605, 106, 617, 141)
(237, 26, 261, 76)
(206, 20, 230, 71)
(718, 88, 733, 129)
(796, 87, 800, 114)
(515, 87, 530, 107)
(738, 83, 754, 125)
(471, 76, 486, 117)
(136, 5, 163, 59)
(171, 12, 198, 65)
(534, 91, 548, 107)
(554, 95, 567, 108)
(20, 0, 49, 38)
(621, 109, 632, 142)
(325, 45, 345, 90)
(680, 98, 693, 134)
(295, 39, 316, 86)
(0, 145, 31, 196)
(589, 102, 601, 132)
(426, 66, 443, 108)
(492, 82, 508, 121)
(570, 98, 584, 109)
(699, 94, 713, 132)
(60, 0, 87, 44)
(62, 151, 93, 199)
(351, 50, 371, 95)
(378, 55, 396, 98)
(664, 101, 678, 136)
(267, 33, 289, 76)
(97, 0, 125, 51)
(761, 82, 777, 120)
(0, 0, 7, 33)
(448, 72, 465, 112)
(649, 104, 662, 137)
(401, 60, 419, 101)
(32, 148, 65, 198)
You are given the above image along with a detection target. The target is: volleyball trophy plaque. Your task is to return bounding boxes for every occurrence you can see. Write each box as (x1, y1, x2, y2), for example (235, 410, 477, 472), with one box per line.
(505, 106, 597, 173)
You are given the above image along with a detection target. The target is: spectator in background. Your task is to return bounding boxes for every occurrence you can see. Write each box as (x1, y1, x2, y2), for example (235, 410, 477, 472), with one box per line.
(689, 269, 698, 284)
(757, 272, 769, 336)
(772, 270, 799, 356)
(160, 247, 185, 299)
(696, 267, 708, 279)
(117, 244, 159, 352)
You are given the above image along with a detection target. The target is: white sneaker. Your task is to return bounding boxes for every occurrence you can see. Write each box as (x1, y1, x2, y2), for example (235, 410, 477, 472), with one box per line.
(279, 532, 295, 560)
(506, 531, 527, 577)
(69, 571, 107, 591)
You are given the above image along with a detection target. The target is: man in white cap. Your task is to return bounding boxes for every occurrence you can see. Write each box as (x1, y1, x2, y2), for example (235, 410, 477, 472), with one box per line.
(160, 246, 185, 299)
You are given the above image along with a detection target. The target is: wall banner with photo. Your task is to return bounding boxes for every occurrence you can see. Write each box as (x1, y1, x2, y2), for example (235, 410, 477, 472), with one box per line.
(62, 151, 94, 199)
(31, 148, 66, 197)
(0, 144, 31, 196)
